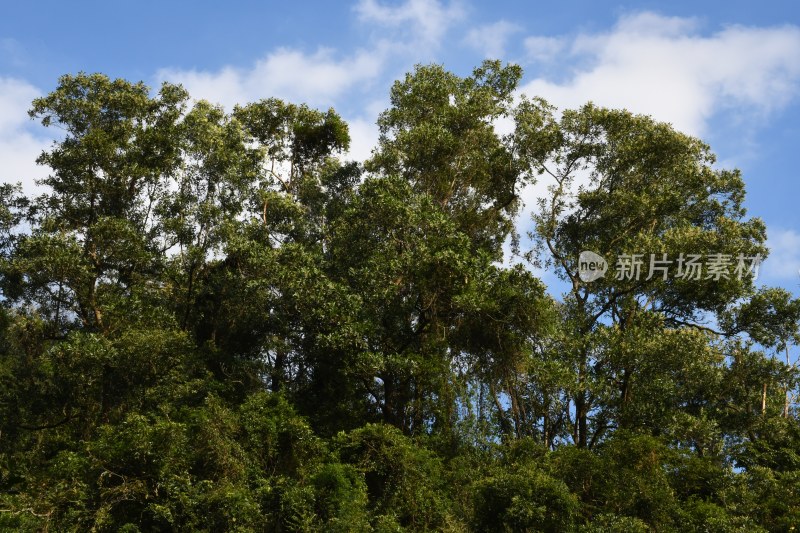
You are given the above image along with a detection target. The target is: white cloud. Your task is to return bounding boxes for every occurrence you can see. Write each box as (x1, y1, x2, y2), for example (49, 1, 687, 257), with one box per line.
(156, 1, 465, 163)
(761, 228, 800, 282)
(344, 97, 387, 163)
(464, 20, 521, 58)
(0, 134, 50, 194)
(519, 12, 800, 136)
(513, 13, 800, 242)
(492, 114, 515, 137)
(161, 50, 388, 162)
(345, 116, 381, 162)
(523, 36, 566, 63)
(0, 77, 50, 194)
(0, 77, 37, 132)
(157, 47, 384, 110)
(354, 0, 465, 49)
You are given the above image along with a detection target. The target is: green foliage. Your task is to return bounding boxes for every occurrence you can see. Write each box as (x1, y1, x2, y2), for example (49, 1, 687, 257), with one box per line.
(1, 64, 799, 532)
(335, 424, 454, 530)
(472, 463, 579, 532)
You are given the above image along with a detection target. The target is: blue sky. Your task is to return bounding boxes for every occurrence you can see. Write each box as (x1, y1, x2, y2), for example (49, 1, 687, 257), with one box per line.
(1, 0, 799, 292)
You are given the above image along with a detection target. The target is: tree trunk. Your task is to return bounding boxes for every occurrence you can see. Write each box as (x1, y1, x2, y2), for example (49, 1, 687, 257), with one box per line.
(576, 355, 588, 448)
(785, 345, 791, 418)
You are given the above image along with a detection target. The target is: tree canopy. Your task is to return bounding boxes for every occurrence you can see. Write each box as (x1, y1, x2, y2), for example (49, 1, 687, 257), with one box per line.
(1, 62, 799, 532)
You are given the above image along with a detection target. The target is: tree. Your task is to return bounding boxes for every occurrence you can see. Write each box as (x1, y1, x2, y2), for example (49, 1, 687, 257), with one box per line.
(723, 287, 800, 417)
(367, 60, 524, 257)
(2, 64, 799, 532)
(513, 100, 769, 449)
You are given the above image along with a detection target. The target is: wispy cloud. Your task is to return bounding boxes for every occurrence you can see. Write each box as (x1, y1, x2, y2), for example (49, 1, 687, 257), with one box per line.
(519, 12, 800, 136)
(160, 0, 471, 160)
(0, 77, 50, 193)
(523, 36, 566, 63)
(512, 12, 800, 248)
(0, 77, 37, 132)
(157, 47, 384, 110)
(464, 20, 521, 58)
(762, 228, 800, 283)
(354, 0, 465, 50)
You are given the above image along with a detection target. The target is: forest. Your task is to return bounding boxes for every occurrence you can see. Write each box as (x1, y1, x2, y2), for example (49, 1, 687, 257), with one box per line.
(1, 61, 800, 531)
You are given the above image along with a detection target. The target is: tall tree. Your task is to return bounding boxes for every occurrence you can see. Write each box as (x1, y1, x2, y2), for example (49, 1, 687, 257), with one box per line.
(367, 60, 524, 257)
(514, 100, 768, 448)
